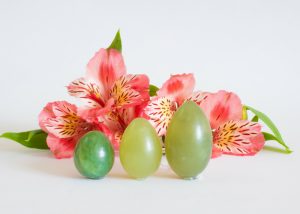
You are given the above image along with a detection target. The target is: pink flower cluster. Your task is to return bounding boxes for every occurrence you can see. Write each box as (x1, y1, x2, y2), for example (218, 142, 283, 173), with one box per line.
(39, 47, 264, 159)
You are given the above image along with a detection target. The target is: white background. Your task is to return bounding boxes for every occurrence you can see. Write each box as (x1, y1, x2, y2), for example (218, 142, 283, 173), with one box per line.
(0, 0, 299, 213)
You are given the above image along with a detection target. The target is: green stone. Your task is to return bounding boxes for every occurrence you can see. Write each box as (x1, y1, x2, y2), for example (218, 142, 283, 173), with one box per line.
(120, 118, 162, 179)
(74, 131, 114, 179)
(165, 101, 212, 179)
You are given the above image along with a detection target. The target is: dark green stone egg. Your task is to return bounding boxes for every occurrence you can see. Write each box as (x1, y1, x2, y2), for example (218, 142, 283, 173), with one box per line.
(74, 131, 114, 179)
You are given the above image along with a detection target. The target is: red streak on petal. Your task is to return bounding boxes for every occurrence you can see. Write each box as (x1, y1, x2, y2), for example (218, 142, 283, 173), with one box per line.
(167, 79, 183, 94)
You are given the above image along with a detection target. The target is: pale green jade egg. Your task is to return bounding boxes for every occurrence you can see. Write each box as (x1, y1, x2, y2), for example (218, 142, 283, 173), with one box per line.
(165, 101, 213, 179)
(120, 118, 162, 179)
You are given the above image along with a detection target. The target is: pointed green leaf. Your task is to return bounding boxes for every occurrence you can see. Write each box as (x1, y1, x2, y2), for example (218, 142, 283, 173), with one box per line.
(149, 84, 159, 96)
(262, 132, 292, 153)
(263, 145, 292, 154)
(0, 129, 49, 149)
(251, 115, 259, 122)
(108, 30, 122, 52)
(244, 105, 283, 140)
(244, 105, 291, 152)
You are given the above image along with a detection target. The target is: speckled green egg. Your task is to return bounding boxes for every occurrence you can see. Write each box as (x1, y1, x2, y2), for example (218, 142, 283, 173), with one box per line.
(74, 131, 114, 179)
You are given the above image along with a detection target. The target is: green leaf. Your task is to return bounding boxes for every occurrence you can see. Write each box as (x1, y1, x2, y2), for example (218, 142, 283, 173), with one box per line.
(251, 115, 259, 122)
(262, 132, 292, 153)
(149, 84, 159, 96)
(262, 131, 280, 141)
(244, 106, 283, 140)
(263, 145, 292, 154)
(0, 129, 49, 149)
(244, 105, 291, 152)
(108, 30, 122, 52)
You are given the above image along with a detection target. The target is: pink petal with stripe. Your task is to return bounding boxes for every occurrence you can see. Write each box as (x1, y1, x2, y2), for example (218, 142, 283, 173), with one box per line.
(67, 78, 104, 107)
(46, 134, 77, 159)
(199, 90, 243, 130)
(144, 97, 176, 136)
(110, 74, 150, 108)
(185, 91, 210, 106)
(38, 102, 56, 132)
(39, 101, 92, 139)
(157, 73, 195, 105)
(212, 120, 264, 158)
(86, 48, 126, 99)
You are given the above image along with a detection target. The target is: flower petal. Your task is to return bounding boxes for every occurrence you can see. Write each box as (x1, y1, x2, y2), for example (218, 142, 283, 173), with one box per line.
(111, 131, 122, 151)
(157, 73, 195, 105)
(213, 120, 264, 157)
(249, 133, 265, 154)
(144, 97, 176, 136)
(125, 74, 150, 103)
(67, 78, 104, 107)
(114, 107, 133, 126)
(86, 48, 126, 99)
(185, 91, 210, 106)
(45, 118, 83, 138)
(211, 146, 223, 158)
(46, 134, 76, 159)
(77, 98, 114, 124)
(97, 111, 125, 151)
(39, 101, 79, 133)
(42, 101, 91, 138)
(38, 102, 56, 132)
(199, 90, 243, 129)
(110, 74, 150, 108)
(51, 101, 78, 118)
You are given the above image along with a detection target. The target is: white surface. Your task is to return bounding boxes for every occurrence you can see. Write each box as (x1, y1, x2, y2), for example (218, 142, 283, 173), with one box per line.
(0, 0, 299, 213)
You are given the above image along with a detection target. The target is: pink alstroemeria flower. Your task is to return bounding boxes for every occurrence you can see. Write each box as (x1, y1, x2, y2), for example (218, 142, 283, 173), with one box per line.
(67, 48, 150, 149)
(144, 74, 265, 158)
(144, 73, 209, 136)
(38, 101, 110, 159)
(199, 90, 265, 158)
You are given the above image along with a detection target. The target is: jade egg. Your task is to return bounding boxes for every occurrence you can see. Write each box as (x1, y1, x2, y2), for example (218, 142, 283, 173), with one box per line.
(120, 118, 162, 179)
(74, 131, 114, 179)
(165, 101, 213, 179)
